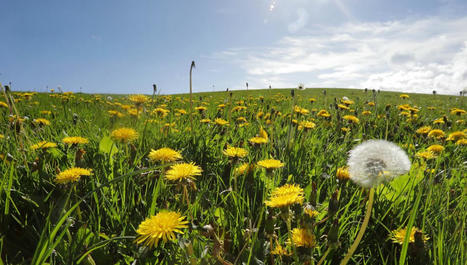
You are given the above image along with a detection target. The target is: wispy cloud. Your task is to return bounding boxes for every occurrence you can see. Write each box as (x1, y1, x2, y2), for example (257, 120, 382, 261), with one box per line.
(288, 8, 309, 33)
(213, 16, 467, 94)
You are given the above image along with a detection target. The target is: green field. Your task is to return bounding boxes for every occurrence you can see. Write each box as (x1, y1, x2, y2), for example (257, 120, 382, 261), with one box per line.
(0, 86, 466, 265)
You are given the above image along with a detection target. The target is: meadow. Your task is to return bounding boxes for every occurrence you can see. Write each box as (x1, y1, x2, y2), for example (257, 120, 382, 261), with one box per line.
(0, 85, 465, 265)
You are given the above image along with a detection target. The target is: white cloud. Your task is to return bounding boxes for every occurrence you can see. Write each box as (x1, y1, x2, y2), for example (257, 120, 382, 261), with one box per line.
(214, 16, 467, 94)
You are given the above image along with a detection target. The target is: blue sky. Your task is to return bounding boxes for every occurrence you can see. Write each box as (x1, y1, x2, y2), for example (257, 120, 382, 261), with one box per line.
(1, 0, 467, 95)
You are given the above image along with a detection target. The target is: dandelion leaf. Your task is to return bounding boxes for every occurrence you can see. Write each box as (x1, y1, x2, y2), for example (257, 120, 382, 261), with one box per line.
(98, 136, 118, 161)
(46, 147, 63, 159)
(380, 169, 423, 203)
(214, 207, 226, 226)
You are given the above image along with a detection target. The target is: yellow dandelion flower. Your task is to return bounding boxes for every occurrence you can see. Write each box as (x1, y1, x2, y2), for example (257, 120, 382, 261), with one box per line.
(235, 163, 255, 175)
(127, 108, 139, 116)
(338, 104, 350, 110)
(40, 110, 52, 115)
(450, 108, 466, 115)
(195, 106, 207, 112)
(446, 131, 466, 141)
(249, 136, 267, 145)
(367, 101, 375, 106)
(33, 118, 51, 126)
(200, 118, 211, 123)
(400, 94, 410, 99)
(223, 147, 248, 159)
(129, 94, 149, 104)
(231, 106, 247, 112)
(108, 110, 125, 117)
(427, 129, 445, 139)
(294, 106, 310, 115)
(298, 121, 316, 130)
(409, 107, 419, 113)
(111, 127, 139, 142)
(165, 162, 202, 181)
(31, 141, 57, 150)
(390, 227, 429, 245)
(288, 228, 316, 248)
(399, 111, 411, 117)
(214, 118, 229, 126)
(148, 148, 182, 163)
(317, 109, 331, 118)
(55, 167, 92, 184)
(0, 134, 4, 140)
(416, 126, 431, 135)
(152, 108, 169, 117)
(343, 115, 359, 124)
(426, 144, 444, 154)
(259, 127, 268, 140)
(341, 127, 350, 133)
(0, 101, 8, 108)
(257, 159, 284, 170)
(265, 184, 304, 208)
(135, 211, 188, 248)
(270, 241, 291, 256)
(120, 104, 133, 110)
(62, 136, 89, 145)
(455, 138, 467, 145)
(309, 98, 316, 103)
(304, 205, 319, 218)
(397, 104, 410, 111)
(256, 111, 264, 120)
(433, 118, 445, 125)
(362, 110, 371, 115)
(402, 143, 415, 150)
(236, 117, 247, 123)
(416, 151, 437, 160)
(336, 166, 350, 180)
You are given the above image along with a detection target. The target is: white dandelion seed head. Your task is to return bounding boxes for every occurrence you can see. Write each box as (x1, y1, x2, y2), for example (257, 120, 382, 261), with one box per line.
(347, 140, 411, 188)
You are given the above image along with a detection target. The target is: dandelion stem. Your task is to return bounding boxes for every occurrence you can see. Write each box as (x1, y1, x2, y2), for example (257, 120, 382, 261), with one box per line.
(189, 61, 195, 138)
(183, 183, 193, 222)
(284, 209, 300, 263)
(317, 247, 332, 265)
(340, 188, 375, 265)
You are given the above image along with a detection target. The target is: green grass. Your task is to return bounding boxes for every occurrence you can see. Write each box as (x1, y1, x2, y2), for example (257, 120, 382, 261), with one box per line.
(0, 87, 466, 264)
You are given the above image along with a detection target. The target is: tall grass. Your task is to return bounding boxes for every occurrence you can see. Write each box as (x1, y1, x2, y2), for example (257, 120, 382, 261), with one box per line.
(0, 87, 465, 264)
